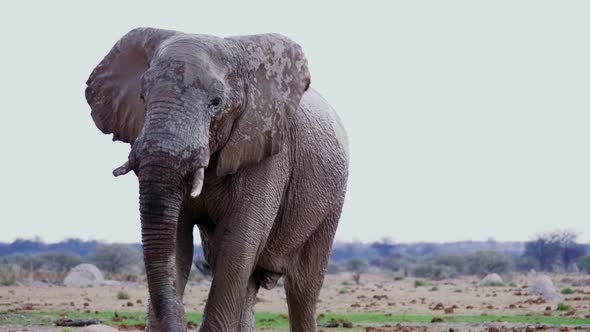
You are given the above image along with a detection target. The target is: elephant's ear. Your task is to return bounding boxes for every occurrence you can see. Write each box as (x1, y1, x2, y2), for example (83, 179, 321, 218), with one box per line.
(216, 34, 311, 176)
(85, 28, 177, 144)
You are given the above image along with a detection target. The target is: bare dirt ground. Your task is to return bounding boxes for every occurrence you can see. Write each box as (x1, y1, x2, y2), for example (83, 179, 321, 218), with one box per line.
(1, 273, 589, 331)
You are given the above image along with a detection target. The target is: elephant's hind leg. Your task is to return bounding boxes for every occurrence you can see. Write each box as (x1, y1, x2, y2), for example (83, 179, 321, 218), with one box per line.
(284, 214, 339, 332)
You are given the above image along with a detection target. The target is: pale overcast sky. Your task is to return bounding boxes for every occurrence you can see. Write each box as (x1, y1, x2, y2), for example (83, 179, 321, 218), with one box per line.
(1, 1, 589, 243)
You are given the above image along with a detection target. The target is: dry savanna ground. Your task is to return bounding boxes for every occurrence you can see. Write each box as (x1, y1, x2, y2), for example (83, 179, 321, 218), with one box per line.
(0, 273, 589, 331)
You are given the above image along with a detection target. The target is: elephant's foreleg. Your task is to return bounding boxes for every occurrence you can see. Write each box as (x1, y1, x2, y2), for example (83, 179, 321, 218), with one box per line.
(198, 219, 273, 331)
(237, 276, 260, 332)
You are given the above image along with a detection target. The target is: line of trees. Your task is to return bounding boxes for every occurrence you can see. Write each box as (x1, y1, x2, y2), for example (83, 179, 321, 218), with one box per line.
(520, 230, 589, 272)
(329, 230, 589, 280)
(0, 243, 145, 285)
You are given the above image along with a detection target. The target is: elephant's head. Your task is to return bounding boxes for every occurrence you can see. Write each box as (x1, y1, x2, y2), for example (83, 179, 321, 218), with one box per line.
(85, 28, 310, 330)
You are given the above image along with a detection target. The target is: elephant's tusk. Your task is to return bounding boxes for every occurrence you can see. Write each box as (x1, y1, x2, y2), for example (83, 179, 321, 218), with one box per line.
(190, 167, 205, 198)
(112, 160, 133, 177)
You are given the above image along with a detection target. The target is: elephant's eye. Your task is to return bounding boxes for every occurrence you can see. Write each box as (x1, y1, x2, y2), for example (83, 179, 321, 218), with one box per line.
(209, 97, 222, 107)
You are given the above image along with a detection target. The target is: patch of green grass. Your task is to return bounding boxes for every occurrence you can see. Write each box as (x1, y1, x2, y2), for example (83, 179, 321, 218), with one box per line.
(2, 311, 590, 330)
(557, 302, 571, 311)
(561, 287, 574, 295)
(341, 280, 352, 286)
(414, 279, 427, 287)
(509, 282, 517, 287)
(318, 313, 590, 326)
(61, 329, 73, 332)
(116, 291, 130, 300)
(394, 276, 404, 281)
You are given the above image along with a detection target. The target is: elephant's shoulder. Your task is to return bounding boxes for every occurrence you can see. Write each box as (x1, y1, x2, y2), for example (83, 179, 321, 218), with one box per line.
(295, 88, 349, 159)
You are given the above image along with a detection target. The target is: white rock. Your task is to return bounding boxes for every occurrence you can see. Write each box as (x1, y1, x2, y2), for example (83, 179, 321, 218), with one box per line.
(81, 325, 119, 332)
(480, 273, 504, 286)
(531, 274, 562, 301)
(63, 264, 104, 287)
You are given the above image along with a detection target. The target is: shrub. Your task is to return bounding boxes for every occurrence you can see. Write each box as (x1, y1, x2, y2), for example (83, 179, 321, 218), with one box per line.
(561, 287, 574, 295)
(116, 291, 130, 300)
(346, 257, 368, 273)
(0, 264, 19, 286)
(35, 251, 82, 272)
(414, 279, 427, 287)
(91, 244, 142, 275)
(556, 303, 570, 311)
(394, 276, 404, 281)
(463, 251, 515, 276)
(413, 264, 457, 279)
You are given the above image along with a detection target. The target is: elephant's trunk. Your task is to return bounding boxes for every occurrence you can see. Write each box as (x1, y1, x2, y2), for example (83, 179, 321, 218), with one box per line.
(138, 155, 186, 331)
(136, 102, 210, 330)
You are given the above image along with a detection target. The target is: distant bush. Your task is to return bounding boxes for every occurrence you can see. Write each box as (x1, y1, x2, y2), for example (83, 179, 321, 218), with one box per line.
(116, 291, 130, 300)
(561, 287, 574, 295)
(414, 279, 427, 287)
(35, 251, 82, 272)
(380, 255, 412, 272)
(0, 251, 81, 272)
(481, 280, 504, 287)
(346, 257, 368, 273)
(411, 251, 514, 279)
(413, 263, 457, 279)
(0, 264, 19, 286)
(394, 276, 404, 281)
(463, 251, 515, 276)
(515, 255, 540, 272)
(91, 244, 142, 275)
(556, 302, 570, 311)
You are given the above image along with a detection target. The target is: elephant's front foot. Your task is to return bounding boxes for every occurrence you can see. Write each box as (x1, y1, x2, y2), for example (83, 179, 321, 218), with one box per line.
(146, 301, 161, 332)
(146, 300, 187, 332)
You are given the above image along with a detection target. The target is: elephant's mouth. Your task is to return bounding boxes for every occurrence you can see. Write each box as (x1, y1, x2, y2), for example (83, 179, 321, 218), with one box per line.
(111, 139, 208, 199)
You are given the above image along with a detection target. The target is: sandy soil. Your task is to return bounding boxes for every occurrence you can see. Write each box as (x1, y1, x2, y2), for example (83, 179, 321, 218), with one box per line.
(1, 273, 589, 331)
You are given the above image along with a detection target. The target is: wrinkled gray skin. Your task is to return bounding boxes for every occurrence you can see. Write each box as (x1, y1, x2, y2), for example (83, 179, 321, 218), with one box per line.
(85, 28, 348, 332)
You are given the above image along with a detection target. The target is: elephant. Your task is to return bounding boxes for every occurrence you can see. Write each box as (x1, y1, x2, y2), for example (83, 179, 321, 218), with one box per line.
(85, 27, 349, 332)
